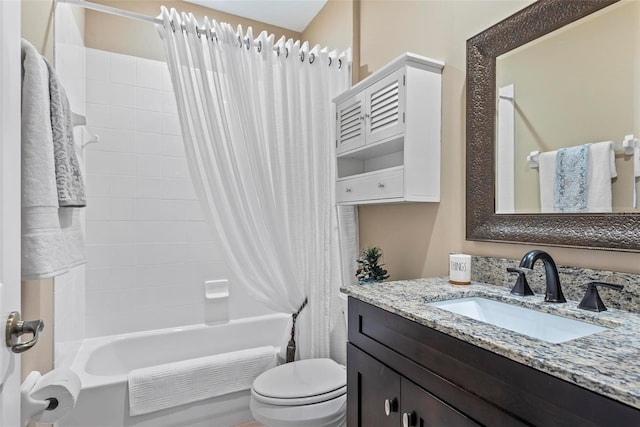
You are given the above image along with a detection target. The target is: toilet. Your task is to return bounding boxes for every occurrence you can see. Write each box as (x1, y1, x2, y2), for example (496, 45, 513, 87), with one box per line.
(249, 294, 349, 427)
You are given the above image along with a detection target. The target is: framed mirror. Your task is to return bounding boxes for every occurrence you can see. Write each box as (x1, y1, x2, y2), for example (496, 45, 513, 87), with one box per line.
(466, 0, 640, 251)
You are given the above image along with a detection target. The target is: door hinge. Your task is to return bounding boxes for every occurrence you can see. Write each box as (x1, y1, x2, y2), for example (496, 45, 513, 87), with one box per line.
(403, 112, 406, 123)
(403, 75, 406, 86)
(336, 111, 338, 120)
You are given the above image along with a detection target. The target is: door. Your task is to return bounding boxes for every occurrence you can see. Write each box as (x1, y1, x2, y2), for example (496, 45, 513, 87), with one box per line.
(347, 344, 401, 427)
(0, 0, 23, 426)
(400, 379, 479, 427)
(336, 92, 366, 154)
(364, 69, 405, 145)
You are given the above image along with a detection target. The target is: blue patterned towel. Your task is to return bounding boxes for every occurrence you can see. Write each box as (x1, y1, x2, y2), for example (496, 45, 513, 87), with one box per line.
(554, 144, 589, 213)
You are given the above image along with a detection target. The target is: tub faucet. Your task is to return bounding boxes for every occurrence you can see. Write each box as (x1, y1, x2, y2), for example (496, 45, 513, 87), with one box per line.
(519, 250, 566, 303)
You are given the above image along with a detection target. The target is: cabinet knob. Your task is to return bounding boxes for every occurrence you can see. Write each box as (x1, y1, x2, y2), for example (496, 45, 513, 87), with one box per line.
(378, 182, 385, 189)
(384, 398, 398, 416)
(345, 188, 352, 193)
(402, 411, 417, 427)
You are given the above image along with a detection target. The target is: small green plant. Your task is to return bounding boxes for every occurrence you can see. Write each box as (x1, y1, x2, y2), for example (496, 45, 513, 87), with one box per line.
(356, 246, 390, 284)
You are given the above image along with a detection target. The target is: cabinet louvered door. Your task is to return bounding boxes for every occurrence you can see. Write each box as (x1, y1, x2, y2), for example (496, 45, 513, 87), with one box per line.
(336, 92, 365, 154)
(364, 69, 405, 144)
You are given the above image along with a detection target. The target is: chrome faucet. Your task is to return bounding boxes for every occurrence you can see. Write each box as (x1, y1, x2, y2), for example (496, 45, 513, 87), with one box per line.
(519, 250, 566, 303)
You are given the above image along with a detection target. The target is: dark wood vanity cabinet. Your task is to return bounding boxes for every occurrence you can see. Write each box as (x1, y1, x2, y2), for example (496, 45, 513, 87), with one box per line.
(347, 297, 640, 427)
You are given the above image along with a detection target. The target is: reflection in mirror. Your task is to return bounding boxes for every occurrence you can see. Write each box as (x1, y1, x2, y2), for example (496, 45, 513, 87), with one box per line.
(494, 0, 640, 214)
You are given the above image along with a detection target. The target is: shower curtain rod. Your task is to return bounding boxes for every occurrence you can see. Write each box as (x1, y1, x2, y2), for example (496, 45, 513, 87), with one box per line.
(55, 0, 342, 66)
(56, 0, 163, 26)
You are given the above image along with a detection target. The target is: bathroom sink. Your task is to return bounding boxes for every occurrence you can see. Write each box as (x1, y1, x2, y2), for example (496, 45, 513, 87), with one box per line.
(428, 297, 608, 343)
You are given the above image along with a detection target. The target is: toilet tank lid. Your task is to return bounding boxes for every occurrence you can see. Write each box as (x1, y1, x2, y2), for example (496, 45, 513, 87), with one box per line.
(252, 358, 346, 399)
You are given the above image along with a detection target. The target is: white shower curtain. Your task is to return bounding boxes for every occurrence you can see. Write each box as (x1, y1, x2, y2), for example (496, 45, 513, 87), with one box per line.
(157, 8, 358, 360)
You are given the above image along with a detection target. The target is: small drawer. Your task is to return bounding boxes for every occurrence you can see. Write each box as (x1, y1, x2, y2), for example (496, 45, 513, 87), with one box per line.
(337, 168, 404, 203)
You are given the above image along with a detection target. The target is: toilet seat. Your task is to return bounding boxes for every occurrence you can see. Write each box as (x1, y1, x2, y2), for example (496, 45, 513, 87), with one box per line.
(251, 359, 346, 406)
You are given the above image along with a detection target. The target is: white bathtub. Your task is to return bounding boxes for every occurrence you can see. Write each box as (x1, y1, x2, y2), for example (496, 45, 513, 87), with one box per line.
(61, 313, 290, 427)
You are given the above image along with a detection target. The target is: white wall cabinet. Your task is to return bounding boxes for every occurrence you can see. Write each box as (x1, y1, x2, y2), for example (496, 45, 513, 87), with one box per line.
(334, 53, 444, 205)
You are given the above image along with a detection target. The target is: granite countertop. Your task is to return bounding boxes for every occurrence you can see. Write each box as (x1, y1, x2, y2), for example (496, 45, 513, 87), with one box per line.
(341, 277, 640, 410)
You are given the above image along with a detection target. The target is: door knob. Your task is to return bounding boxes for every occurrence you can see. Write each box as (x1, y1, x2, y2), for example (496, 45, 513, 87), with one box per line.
(384, 397, 397, 416)
(5, 311, 44, 353)
(402, 411, 417, 427)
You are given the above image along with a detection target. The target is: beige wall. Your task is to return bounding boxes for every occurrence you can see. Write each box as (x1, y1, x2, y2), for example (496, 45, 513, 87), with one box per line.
(21, 0, 55, 61)
(498, 1, 638, 212)
(85, 0, 301, 61)
(306, 0, 640, 280)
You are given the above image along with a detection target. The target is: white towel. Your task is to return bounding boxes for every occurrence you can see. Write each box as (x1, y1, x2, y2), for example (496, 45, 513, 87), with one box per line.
(586, 141, 616, 213)
(128, 346, 277, 416)
(538, 150, 557, 213)
(21, 39, 86, 279)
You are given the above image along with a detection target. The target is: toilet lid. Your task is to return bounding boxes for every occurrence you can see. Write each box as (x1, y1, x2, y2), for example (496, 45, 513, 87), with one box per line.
(252, 358, 346, 405)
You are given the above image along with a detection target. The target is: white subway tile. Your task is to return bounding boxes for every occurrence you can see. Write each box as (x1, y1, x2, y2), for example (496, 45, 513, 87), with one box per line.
(164, 199, 206, 221)
(86, 48, 109, 82)
(136, 264, 179, 288)
(161, 65, 174, 92)
(86, 103, 110, 129)
(118, 288, 138, 313)
(161, 113, 182, 135)
(86, 197, 110, 221)
(135, 199, 166, 221)
(136, 57, 162, 89)
(109, 152, 137, 176)
(110, 53, 136, 85)
(137, 154, 162, 177)
(110, 176, 137, 198)
(162, 157, 190, 179)
(110, 106, 136, 131)
(85, 150, 110, 175)
(109, 221, 137, 243)
(135, 222, 165, 244)
(161, 91, 178, 114)
(136, 110, 163, 134)
(161, 134, 185, 157)
(162, 178, 196, 200)
(136, 87, 162, 112)
(90, 128, 135, 153)
(86, 290, 121, 316)
(86, 79, 109, 104)
(135, 132, 162, 155)
(87, 266, 136, 291)
(137, 177, 164, 199)
(110, 198, 136, 221)
(86, 174, 111, 199)
(86, 221, 110, 244)
(110, 83, 136, 108)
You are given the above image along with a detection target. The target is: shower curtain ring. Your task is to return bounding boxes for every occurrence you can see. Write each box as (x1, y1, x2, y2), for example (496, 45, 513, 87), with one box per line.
(309, 53, 315, 64)
(285, 47, 289, 58)
(237, 34, 242, 48)
(300, 51, 305, 62)
(170, 20, 176, 32)
(257, 40, 262, 53)
(338, 58, 342, 69)
(276, 46, 280, 57)
(196, 26, 201, 39)
(328, 57, 332, 66)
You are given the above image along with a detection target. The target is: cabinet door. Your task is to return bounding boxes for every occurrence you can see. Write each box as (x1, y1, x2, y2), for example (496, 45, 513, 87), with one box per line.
(400, 379, 479, 427)
(347, 344, 401, 427)
(336, 92, 366, 154)
(364, 69, 406, 145)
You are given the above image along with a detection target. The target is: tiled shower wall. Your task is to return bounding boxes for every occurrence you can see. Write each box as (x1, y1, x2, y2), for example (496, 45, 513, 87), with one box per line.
(83, 48, 270, 337)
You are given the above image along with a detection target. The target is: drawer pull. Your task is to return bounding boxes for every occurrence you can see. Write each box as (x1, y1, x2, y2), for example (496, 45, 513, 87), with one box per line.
(345, 188, 352, 193)
(378, 182, 385, 189)
(402, 411, 417, 427)
(384, 398, 397, 416)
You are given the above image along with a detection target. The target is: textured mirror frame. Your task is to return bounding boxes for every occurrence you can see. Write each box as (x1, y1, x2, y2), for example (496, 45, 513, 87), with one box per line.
(464, 0, 640, 252)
